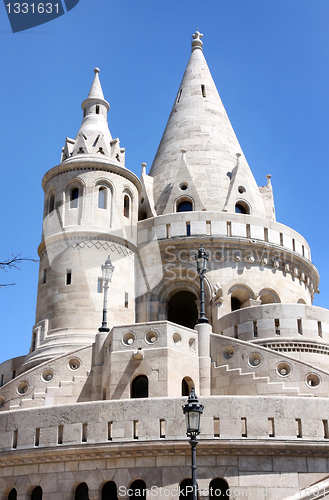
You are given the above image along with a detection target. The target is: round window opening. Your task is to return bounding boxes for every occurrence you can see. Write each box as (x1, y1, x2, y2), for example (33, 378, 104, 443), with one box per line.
(238, 186, 246, 194)
(223, 346, 235, 360)
(17, 381, 29, 395)
(306, 373, 320, 388)
(179, 183, 188, 191)
(145, 330, 159, 344)
(248, 352, 262, 367)
(172, 332, 182, 345)
(122, 332, 135, 346)
(68, 358, 81, 371)
(41, 369, 54, 382)
(189, 337, 196, 351)
(276, 362, 291, 377)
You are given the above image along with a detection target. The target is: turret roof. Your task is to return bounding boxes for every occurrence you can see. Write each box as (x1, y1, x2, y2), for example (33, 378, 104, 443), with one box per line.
(149, 32, 266, 217)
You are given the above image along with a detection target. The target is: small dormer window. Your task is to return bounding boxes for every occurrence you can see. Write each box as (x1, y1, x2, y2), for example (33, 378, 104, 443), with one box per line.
(235, 201, 250, 215)
(96, 105, 100, 115)
(70, 187, 79, 209)
(177, 200, 192, 212)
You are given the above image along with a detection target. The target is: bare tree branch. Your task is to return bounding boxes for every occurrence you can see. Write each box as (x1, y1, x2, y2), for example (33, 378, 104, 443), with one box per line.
(0, 255, 38, 288)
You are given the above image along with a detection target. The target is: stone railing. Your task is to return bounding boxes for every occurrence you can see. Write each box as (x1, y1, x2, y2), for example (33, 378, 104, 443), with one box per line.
(138, 212, 311, 261)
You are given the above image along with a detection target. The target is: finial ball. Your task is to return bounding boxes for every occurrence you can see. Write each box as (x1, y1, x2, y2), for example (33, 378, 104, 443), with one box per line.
(94, 67, 100, 74)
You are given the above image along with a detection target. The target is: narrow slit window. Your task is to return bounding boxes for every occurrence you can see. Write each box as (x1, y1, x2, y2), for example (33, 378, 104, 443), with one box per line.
(318, 321, 323, 338)
(214, 417, 220, 437)
(268, 418, 275, 437)
(82, 423, 88, 443)
(246, 224, 251, 238)
(297, 319, 303, 335)
(227, 221, 232, 237)
(186, 222, 191, 237)
(296, 418, 302, 438)
(275, 318, 280, 335)
(124, 195, 130, 218)
(292, 239, 296, 251)
(241, 417, 247, 437)
(108, 422, 113, 441)
(253, 320, 258, 338)
(206, 221, 211, 236)
(264, 228, 268, 242)
(323, 420, 329, 439)
(98, 187, 107, 209)
(58, 425, 63, 445)
(13, 429, 18, 449)
(280, 233, 283, 246)
(176, 89, 182, 103)
(234, 325, 238, 339)
(160, 419, 165, 438)
(97, 278, 103, 293)
(66, 270, 72, 285)
(43, 269, 47, 284)
(49, 194, 55, 214)
(0, 374, 3, 387)
(35, 428, 40, 447)
(302, 245, 305, 257)
(70, 187, 79, 209)
(31, 331, 36, 352)
(96, 105, 100, 114)
(201, 84, 206, 97)
(133, 420, 138, 439)
(166, 224, 171, 239)
(125, 292, 129, 308)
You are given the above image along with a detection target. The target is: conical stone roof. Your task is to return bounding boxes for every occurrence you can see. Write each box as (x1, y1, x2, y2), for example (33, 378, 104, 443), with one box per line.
(149, 32, 266, 217)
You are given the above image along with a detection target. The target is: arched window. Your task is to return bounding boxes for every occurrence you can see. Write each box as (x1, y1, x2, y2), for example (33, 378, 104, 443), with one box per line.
(8, 489, 17, 500)
(177, 200, 193, 212)
(98, 187, 107, 209)
(182, 377, 194, 396)
(130, 480, 146, 500)
(179, 479, 194, 500)
(131, 375, 148, 398)
(124, 195, 130, 218)
(168, 291, 198, 329)
(235, 201, 250, 214)
(49, 193, 55, 214)
(75, 483, 89, 500)
(231, 297, 241, 311)
(70, 187, 79, 209)
(209, 478, 230, 499)
(102, 481, 118, 500)
(138, 210, 147, 221)
(31, 487, 43, 500)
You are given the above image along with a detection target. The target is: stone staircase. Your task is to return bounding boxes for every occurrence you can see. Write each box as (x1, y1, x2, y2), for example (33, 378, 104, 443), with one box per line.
(212, 362, 303, 396)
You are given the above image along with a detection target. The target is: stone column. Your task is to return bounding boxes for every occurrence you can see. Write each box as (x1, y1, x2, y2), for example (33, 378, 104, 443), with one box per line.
(195, 322, 212, 396)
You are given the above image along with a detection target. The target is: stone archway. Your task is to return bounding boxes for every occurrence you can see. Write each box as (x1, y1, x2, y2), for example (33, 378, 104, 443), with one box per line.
(168, 291, 198, 329)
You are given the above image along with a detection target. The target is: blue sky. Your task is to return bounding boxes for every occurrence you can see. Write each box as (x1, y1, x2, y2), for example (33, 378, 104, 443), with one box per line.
(1, 0, 329, 364)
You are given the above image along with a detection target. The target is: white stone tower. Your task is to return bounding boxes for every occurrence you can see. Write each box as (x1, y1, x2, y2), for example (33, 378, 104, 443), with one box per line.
(23, 68, 140, 371)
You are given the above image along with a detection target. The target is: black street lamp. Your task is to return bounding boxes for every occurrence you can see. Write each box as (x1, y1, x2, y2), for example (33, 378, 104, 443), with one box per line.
(182, 387, 204, 500)
(98, 255, 115, 333)
(195, 244, 209, 323)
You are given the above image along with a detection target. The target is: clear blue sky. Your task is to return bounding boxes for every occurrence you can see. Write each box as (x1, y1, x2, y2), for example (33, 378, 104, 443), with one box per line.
(1, 0, 329, 364)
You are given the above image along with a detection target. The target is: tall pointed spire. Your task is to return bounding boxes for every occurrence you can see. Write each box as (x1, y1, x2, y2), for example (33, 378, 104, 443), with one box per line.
(149, 32, 267, 218)
(61, 68, 125, 164)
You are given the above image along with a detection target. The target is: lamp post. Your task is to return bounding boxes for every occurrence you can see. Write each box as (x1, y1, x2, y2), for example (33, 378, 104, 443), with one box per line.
(98, 255, 115, 333)
(195, 244, 209, 323)
(182, 387, 204, 500)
